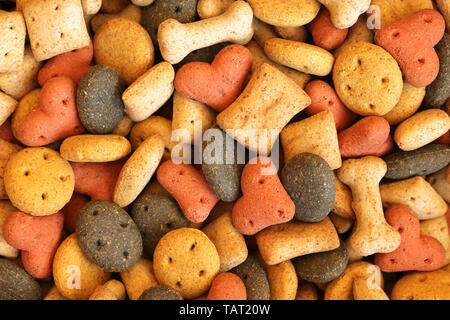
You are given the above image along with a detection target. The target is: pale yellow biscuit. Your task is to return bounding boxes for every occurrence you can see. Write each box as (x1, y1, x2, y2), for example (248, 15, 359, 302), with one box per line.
(0, 10, 26, 73)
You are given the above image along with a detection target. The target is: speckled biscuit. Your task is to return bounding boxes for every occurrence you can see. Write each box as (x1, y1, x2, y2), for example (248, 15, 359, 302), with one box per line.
(383, 82, 426, 125)
(139, 285, 184, 300)
(246, 41, 311, 89)
(256, 254, 298, 300)
(11, 88, 40, 139)
(391, 264, 450, 300)
(369, 0, 434, 28)
(89, 279, 126, 300)
(4, 147, 74, 216)
(0, 139, 22, 200)
(317, 0, 371, 29)
(230, 254, 270, 300)
(131, 193, 190, 257)
(0, 201, 19, 258)
(380, 176, 448, 220)
(197, 0, 234, 19)
(153, 228, 220, 299)
(53, 233, 111, 300)
(334, 16, 373, 58)
(172, 91, 217, 145)
(60, 135, 131, 162)
(0, 10, 26, 73)
(256, 218, 340, 265)
(120, 258, 159, 300)
(274, 25, 308, 42)
(293, 240, 349, 284)
(122, 62, 174, 122)
(23, 0, 90, 61)
(248, 0, 320, 27)
(280, 111, 341, 170)
(76, 200, 143, 272)
(325, 261, 384, 300)
(332, 173, 355, 219)
(91, 4, 142, 33)
(251, 18, 277, 48)
(216, 63, 311, 155)
(421, 216, 450, 265)
(394, 109, 450, 151)
(142, 0, 198, 51)
(77, 65, 125, 134)
(113, 134, 164, 207)
(94, 17, 154, 85)
(202, 212, 248, 272)
(129, 116, 174, 160)
(333, 42, 403, 116)
(0, 92, 17, 128)
(0, 258, 41, 300)
(384, 144, 450, 180)
(264, 38, 334, 76)
(427, 167, 450, 203)
(0, 47, 41, 101)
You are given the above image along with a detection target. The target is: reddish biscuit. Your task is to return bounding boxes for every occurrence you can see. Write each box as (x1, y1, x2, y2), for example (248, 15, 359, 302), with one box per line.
(0, 119, 15, 143)
(207, 273, 247, 300)
(308, 8, 348, 51)
(374, 204, 446, 272)
(374, 9, 446, 88)
(371, 135, 394, 157)
(71, 160, 124, 202)
(3, 211, 64, 279)
(338, 116, 391, 158)
(157, 160, 219, 223)
(16, 77, 85, 146)
(436, 130, 450, 145)
(61, 192, 89, 233)
(232, 157, 295, 236)
(304, 80, 356, 131)
(174, 44, 253, 112)
(38, 41, 93, 86)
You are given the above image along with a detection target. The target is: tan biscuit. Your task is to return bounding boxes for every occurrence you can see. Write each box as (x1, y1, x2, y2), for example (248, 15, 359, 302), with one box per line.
(130, 0, 153, 6)
(0, 92, 18, 127)
(0, 200, 19, 258)
(122, 62, 174, 122)
(333, 42, 403, 116)
(43, 286, 68, 300)
(101, 0, 130, 13)
(202, 212, 248, 272)
(337, 157, 401, 256)
(129, 116, 174, 160)
(60, 135, 132, 162)
(251, 18, 277, 48)
(248, 0, 320, 27)
(296, 283, 318, 300)
(0, 11, 26, 73)
(216, 63, 311, 155)
(264, 38, 334, 76)
(53, 233, 111, 300)
(394, 109, 450, 151)
(382, 82, 426, 125)
(380, 176, 448, 220)
(427, 168, 450, 203)
(246, 40, 310, 89)
(172, 91, 217, 145)
(81, 0, 101, 14)
(113, 134, 164, 207)
(391, 264, 450, 300)
(153, 228, 220, 299)
(369, 0, 434, 28)
(4, 147, 74, 216)
(329, 213, 354, 234)
(89, 280, 126, 300)
(317, 0, 371, 29)
(353, 277, 389, 300)
(120, 258, 159, 300)
(23, 0, 90, 61)
(197, 0, 235, 19)
(256, 253, 298, 300)
(112, 116, 134, 137)
(256, 217, 340, 266)
(420, 216, 450, 265)
(332, 173, 355, 219)
(157, 1, 254, 64)
(90, 4, 142, 33)
(325, 261, 384, 300)
(334, 16, 373, 58)
(0, 139, 22, 200)
(280, 111, 341, 170)
(436, 0, 450, 33)
(0, 47, 41, 100)
(273, 25, 308, 42)
(11, 88, 40, 140)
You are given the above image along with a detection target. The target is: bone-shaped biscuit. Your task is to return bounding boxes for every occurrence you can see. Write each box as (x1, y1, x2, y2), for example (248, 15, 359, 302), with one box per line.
(157, 1, 254, 64)
(317, 0, 371, 29)
(337, 156, 401, 257)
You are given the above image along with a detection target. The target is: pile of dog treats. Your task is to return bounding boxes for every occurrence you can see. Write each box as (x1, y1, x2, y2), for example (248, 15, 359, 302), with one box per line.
(0, 0, 449, 300)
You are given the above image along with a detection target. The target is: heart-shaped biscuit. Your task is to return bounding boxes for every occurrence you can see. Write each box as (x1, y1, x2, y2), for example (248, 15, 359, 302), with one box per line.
(374, 204, 446, 272)
(174, 44, 253, 112)
(232, 157, 295, 235)
(16, 76, 85, 146)
(3, 211, 64, 279)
